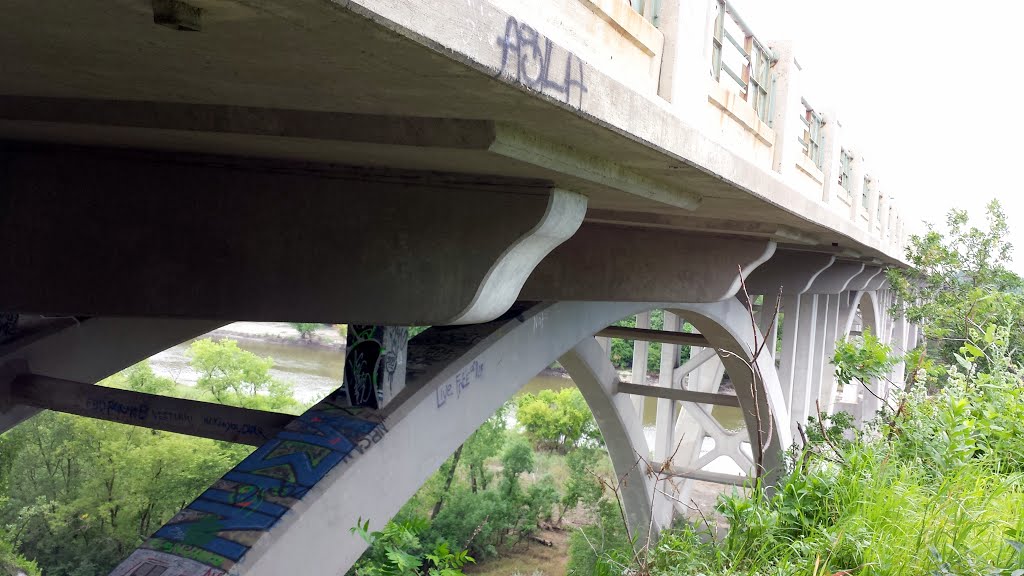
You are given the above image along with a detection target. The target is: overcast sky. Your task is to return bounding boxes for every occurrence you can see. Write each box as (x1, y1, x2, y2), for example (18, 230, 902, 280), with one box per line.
(730, 0, 1021, 270)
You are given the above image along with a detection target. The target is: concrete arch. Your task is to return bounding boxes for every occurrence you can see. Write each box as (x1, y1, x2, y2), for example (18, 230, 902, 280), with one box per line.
(111, 298, 794, 576)
(563, 299, 792, 534)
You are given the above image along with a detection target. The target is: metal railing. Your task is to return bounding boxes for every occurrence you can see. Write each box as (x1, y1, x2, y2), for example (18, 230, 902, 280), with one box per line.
(629, 0, 660, 25)
(799, 100, 825, 169)
(838, 149, 854, 197)
(711, 0, 776, 126)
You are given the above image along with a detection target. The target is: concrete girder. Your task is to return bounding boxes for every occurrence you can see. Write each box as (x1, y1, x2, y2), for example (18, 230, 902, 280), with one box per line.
(0, 317, 223, 433)
(743, 250, 836, 296)
(844, 266, 883, 292)
(0, 144, 585, 325)
(805, 261, 866, 294)
(521, 224, 776, 303)
(110, 299, 792, 576)
(864, 271, 891, 292)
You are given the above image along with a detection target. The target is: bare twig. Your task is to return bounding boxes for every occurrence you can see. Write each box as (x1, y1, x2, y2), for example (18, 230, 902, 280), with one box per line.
(814, 399, 846, 465)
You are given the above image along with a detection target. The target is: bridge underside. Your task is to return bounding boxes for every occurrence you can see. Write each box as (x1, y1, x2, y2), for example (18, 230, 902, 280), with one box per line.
(0, 0, 917, 574)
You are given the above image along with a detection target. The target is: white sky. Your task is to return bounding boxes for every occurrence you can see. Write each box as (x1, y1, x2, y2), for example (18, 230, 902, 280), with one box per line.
(730, 0, 1023, 271)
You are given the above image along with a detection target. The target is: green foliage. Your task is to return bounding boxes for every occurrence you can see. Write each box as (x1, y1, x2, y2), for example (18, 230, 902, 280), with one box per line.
(291, 322, 321, 340)
(608, 311, 693, 375)
(0, 412, 250, 576)
(889, 200, 1024, 370)
(123, 361, 175, 395)
(188, 338, 298, 411)
(566, 498, 632, 576)
(350, 517, 474, 576)
(500, 436, 535, 496)
(559, 448, 602, 522)
(582, 325, 1024, 576)
(462, 409, 506, 493)
(515, 388, 601, 451)
(832, 328, 901, 390)
(0, 339, 306, 576)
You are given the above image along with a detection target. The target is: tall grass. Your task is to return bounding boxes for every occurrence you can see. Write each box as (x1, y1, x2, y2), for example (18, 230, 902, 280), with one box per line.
(592, 333, 1024, 576)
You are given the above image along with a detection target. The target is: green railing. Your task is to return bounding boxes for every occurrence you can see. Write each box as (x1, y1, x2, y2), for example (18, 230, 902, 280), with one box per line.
(838, 148, 854, 198)
(711, 0, 776, 126)
(799, 100, 825, 169)
(629, 0, 660, 25)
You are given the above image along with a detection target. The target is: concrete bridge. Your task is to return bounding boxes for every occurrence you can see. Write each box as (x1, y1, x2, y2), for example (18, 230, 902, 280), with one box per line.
(0, 0, 915, 574)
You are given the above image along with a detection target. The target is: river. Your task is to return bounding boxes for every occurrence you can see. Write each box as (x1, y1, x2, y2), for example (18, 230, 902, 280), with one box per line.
(148, 323, 746, 473)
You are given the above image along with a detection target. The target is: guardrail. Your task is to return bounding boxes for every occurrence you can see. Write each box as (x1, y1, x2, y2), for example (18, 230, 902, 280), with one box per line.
(711, 0, 775, 125)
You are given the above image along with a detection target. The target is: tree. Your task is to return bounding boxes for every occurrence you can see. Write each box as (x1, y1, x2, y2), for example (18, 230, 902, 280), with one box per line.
(291, 322, 321, 341)
(515, 388, 600, 451)
(889, 200, 1024, 371)
(123, 361, 174, 395)
(187, 338, 296, 411)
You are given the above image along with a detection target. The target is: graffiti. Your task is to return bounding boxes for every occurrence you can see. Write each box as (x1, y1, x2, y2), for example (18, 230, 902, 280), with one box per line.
(113, 401, 388, 572)
(201, 415, 264, 439)
(496, 16, 587, 108)
(0, 313, 17, 344)
(343, 325, 408, 409)
(87, 398, 150, 421)
(150, 409, 193, 425)
(436, 359, 486, 408)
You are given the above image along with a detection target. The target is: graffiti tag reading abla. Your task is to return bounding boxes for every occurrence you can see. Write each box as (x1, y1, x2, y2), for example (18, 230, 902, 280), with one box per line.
(109, 402, 389, 576)
(496, 16, 587, 108)
(436, 359, 485, 408)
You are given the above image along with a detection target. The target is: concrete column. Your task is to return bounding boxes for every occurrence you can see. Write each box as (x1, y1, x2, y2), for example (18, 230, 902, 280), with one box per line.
(866, 177, 880, 234)
(876, 190, 888, 238)
(777, 293, 801, 405)
(654, 312, 681, 464)
(343, 326, 409, 409)
(820, 112, 843, 205)
(816, 294, 841, 413)
(657, 0, 716, 121)
(757, 299, 779, 358)
(849, 152, 866, 223)
(631, 312, 651, 418)
(768, 41, 804, 177)
(890, 316, 908, 393)
(879, 194, 891, 242)
(653, 312, 681, 528)
(789, 294, 819, 429)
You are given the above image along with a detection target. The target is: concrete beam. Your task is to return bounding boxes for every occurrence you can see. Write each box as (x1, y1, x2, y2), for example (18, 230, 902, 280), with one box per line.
(617, 382, 740, 407)
(805, 261, 865, 294)
(0, 144, 586, 325)
(595, 326, 708, 347)
(844, 266, 883, 291)
(0, 316, 223, 434)
(864, 271, 891, 292)
(743, 250, 836, 295)
(6, 374, 293, 445)
(521, 224, 776, 303)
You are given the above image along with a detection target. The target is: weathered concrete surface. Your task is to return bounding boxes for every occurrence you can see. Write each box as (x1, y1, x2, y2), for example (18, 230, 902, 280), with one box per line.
(522, 224, 775, 302)
(0, 145, 584, 324)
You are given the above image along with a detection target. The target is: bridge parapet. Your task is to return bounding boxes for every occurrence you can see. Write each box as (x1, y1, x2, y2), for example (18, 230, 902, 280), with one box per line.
(505, 0, 906, 254)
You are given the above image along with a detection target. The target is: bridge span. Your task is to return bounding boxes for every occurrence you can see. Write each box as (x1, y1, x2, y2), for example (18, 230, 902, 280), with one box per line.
(0, 0, 915, 574)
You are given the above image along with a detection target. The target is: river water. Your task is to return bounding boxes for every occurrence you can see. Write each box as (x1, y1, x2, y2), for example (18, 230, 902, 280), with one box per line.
(148, 323, 746, 471)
